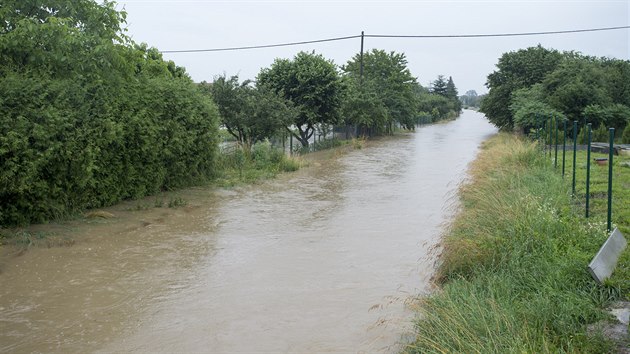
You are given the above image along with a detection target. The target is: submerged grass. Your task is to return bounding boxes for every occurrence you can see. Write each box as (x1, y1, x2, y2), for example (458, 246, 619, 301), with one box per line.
(214, 140, 304, 187)
(407, 134, 628, 353)
(0, 229, 74, 251)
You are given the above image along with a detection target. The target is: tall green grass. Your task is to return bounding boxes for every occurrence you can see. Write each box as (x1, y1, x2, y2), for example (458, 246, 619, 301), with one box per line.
(407, 134, 627, 353)
(214, 140, 303, 187)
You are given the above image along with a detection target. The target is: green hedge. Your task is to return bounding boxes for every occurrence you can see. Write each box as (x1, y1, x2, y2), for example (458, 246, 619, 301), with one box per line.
(0, 72, 218, 226)
(0, 2, 219, 226)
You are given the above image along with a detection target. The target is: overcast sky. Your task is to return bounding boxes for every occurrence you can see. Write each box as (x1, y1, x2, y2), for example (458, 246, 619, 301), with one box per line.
(114, 0, 629, 94)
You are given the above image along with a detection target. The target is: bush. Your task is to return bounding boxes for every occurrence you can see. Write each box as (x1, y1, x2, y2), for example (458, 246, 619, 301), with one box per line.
(0, 3, 219, 226)
(591, 124, 609, 143)
(622, 124, 630, 144)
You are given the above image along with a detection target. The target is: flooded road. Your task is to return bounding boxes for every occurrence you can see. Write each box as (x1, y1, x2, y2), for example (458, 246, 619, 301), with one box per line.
(0, 110, 496, 353)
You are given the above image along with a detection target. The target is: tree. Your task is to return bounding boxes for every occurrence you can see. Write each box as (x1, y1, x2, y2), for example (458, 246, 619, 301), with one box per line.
(342, 49, 419, 131)
(460, 90, 481, 108)
(583, 104, 630, 133)
(445, 77, 458, 99)
(445, 76, 462, 112)
(431, 75, 448, 96)
(257, 51, 343, 147)
(480, 45, 564, 130)
(340, 78, 388, 132)
(205, 75, 293, 149)
(509, 84, 566, 132)
(418, 94, 453, 121)
(542, 58, 612, 123)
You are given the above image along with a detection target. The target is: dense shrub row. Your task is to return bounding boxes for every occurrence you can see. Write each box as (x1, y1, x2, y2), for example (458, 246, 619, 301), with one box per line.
(0, 1, 219, 225)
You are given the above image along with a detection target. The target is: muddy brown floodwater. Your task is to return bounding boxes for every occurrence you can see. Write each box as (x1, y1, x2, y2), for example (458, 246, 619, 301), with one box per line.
(0, 110, 496, 353)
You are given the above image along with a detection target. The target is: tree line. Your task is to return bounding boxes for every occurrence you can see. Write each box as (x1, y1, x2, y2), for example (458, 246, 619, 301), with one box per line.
(0, 0, 461, 226)
(481, 45, 630, 142)
(204, 50, 462, 150)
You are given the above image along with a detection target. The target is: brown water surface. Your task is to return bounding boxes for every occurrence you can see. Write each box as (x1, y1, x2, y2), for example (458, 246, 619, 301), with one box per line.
(0, 110, 496, 353)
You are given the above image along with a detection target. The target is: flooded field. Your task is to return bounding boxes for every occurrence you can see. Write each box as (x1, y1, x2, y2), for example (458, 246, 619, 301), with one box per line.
(0, 110, 496, 353)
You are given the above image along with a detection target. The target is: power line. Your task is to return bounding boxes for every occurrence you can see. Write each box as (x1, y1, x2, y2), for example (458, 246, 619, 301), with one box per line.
(367, 25, 630, 38)
(160, 25, 630, 53)
(160, 35, 361, 53)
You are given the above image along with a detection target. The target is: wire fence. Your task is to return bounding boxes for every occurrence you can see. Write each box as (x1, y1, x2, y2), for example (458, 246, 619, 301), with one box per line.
(533, 114, 629, 232)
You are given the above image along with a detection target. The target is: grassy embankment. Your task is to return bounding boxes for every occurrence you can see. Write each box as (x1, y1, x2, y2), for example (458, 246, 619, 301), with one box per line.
(407, 133, 629, 353)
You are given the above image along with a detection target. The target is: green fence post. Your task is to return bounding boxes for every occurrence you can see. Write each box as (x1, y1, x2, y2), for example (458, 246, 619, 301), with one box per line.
(554, 116, 558, 168)
(540, 116, 547, 155)
(607, 128, 615, 231)
(562, 119, 566, 177)
(586, 123, 592, 218)
(572, 121, 577, 196)
(549, 116, 553, 159)
(540, 114, 544, 152)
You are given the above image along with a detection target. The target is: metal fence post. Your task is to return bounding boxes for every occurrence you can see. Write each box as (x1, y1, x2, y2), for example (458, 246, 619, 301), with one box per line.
(572, 121, 577, 196)
(562, 119, 566, 177)
(548, 116, 553, 159)
(536, 114, 544, 150)
(607, 128, 615, 231)
(554, 115, 558, 168)
(586, 123, 592, 218)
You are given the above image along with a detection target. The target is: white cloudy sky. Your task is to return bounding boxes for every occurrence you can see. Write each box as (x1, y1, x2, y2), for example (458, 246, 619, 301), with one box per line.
(114, 0, 629, 94)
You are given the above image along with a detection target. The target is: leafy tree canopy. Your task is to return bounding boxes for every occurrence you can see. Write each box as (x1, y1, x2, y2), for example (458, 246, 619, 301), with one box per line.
(480, 45, 564, 130)
(342, 49, 420, 130)
(205, 75, 294, 149)
(257, 51, 343, 147)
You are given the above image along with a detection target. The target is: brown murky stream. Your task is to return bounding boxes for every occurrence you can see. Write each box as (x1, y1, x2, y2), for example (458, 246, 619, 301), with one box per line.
(0, 110, 496, 353)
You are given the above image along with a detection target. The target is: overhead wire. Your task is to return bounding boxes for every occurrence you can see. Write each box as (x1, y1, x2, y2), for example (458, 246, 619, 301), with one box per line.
(159, 25, 630, 54)
(366, 25, 630, 38)
(160, 34, 361, 53)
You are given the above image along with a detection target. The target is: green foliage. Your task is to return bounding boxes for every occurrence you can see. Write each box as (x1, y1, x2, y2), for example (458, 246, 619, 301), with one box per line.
(623, 124, 630, 143)
(591, 124, 609, 143)
(459, 90, 483, 108)
(214, 142, 302, 186)
(340, 78, 389, 133)
(342, 49, 422, 131)
(510, 84, 566, 131)
(257, 51, 343, 147)
(566, 150, 630, 293)
(167, 197, 187, 208)
(481, 45, 564, 130)
(204, 75, 293, 149)
(583, 104, 630, 133)
(0, 1, 219, 226)
(543, 58, 612, 123)
(483, 45, 630, 133)
(445, 76, 458, 100)
(418, 93, 457, 121)
(409, 135, 627, 353)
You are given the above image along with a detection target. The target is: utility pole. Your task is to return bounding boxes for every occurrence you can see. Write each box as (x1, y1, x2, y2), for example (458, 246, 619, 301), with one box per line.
(359, 31, 364, 84)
